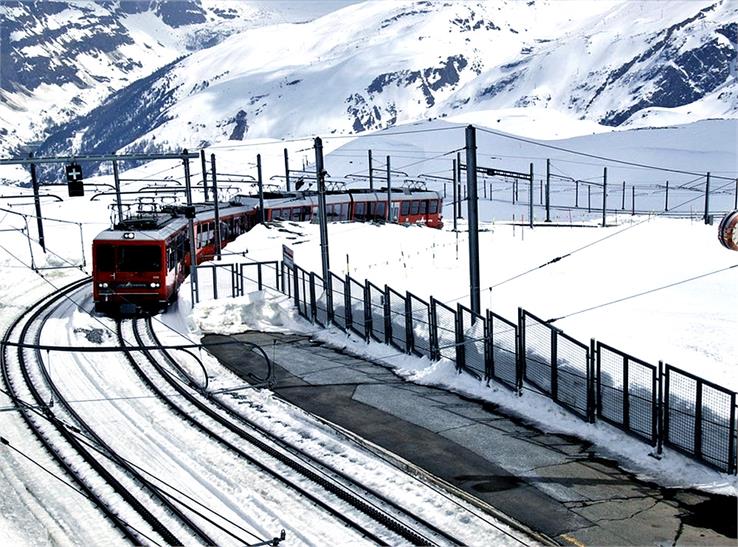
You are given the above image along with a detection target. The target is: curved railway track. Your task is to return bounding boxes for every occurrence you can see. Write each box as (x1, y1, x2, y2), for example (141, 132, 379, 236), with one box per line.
(0, 278, 203, 545)
(2, 279, 529, 546)
(123, 316, 462, 545)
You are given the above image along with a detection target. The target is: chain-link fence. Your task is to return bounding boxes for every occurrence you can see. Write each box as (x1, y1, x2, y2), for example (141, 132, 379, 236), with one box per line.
(274, 262, 738, 474)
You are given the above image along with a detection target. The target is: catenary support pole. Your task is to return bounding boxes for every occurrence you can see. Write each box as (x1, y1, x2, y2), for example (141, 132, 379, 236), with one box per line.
(575, 180, 579, 208)
(622, 181, 626, 210)
(210, 154, 221, 260)
(386, 155, 392, 222)
(284, 148, 290, 191)
(545, 159, 551, 222)
(112, 160, 123, 224)
(631, 185, 635, 215)
(182, 150, 198, 305)
(200, 149, 210, 202)
(456, 151, 462, 218)
(29, 153, 46, 252)
(528, 163, 534, 228)
(465, 125, 481, 315)
(602, 167, 607, 227)
(257, 154, 264, 223)
(315, 137, 332, 320)
(704, 172, 711, 224)
(452, 159, 458, 231)
(368, 150, 373, 190)
(665, 181, 669, 212)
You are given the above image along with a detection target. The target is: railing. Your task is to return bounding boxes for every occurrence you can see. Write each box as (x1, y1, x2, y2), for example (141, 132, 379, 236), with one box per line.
(198, 258, 738, 475)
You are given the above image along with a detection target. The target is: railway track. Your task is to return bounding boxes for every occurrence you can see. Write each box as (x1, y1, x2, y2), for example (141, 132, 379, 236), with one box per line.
(0, 278, 208, 545)
(2, 279, 529, 545)
(124, 316, 465, 545)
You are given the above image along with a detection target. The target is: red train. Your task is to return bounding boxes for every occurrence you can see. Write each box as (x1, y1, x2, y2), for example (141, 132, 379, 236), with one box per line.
(92, 187, 443, 314)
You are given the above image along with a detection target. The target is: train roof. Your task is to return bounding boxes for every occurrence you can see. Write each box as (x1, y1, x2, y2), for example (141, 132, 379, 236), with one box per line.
(94, 202, 254, 242)
(231, 187, 441, 208)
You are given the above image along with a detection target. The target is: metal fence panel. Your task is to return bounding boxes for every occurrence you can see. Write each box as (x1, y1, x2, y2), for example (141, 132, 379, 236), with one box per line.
(597, 342, 657, 445)
(330, 273, 347, 331)
(487, 311, 518, 390)
(522, 311, 553, 394)
(555, 332, 590, 420)
(295, 266, 310, 319)
(368, 281, 386, 343)
(387, 287, 408, 352)
(408, 292, 431, 358)
(282, 263, 294, 299)
(432, 299, 457, 363)
(347, 276, 368, 339)
(459, 305, 485, 378)
(665, 365, 736, 473)
(312, 273, 328, 327)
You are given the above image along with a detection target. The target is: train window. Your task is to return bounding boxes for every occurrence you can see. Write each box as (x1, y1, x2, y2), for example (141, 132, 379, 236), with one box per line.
(409, 201, 420, 215)
(119, 245, 161, 272)
(290, 208, 302, 221)
(428, 200, 438, 214)
(374, 202, 385, 219)
(418, 201, 427, 214)
(340, 203, 349, 220)
(354, 202, 366, 220)
(96, 245, 115, 272)
(400, 201, 410, 216)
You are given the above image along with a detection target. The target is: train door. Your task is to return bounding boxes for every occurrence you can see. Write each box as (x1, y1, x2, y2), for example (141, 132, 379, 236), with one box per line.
(391, 202, 401, 223)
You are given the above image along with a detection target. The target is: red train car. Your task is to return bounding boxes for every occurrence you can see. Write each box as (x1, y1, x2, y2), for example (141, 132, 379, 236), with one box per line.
(92, 187, 443, 314)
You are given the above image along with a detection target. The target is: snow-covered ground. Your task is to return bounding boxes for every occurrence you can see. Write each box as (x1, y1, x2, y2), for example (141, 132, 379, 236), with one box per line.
(0, 116, 736, 543)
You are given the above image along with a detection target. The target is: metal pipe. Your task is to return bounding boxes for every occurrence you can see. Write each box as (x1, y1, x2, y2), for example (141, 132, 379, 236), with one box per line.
(183, 150, 199, 305)
(112, 160, 123, 224)
(210, 154, 221, 261)
(465, 125, 481, 315)
(29, 153, 45, 252)
(257, 154, 264, 223)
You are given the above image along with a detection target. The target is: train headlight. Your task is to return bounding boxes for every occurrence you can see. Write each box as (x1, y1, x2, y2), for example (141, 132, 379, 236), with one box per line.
(98, 282, 109, 289)
(123, 232, 135, 239)
(149, 282, 160, 288)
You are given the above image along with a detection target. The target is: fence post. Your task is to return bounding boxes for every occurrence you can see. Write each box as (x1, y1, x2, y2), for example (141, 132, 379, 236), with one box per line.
(622, 181, 626, 210)
(456, 304, 465, 373)
(384, 285, 392, 345)
(551, 327, 559, 402)
(430, 297, 440, 361)
(623, 352, 630, 430)
(309, 272, 317, 323)
(404, 292, 414, 355)
(293, 267, 300, 308)
(575, 180, 579, 208)
(363, 281, 372, 342)
(344, 275, 353, 331)
(257, 263, 263, 290)
(729, 393, 736, 474)
(631, 185, 635, 215)
(602, 167, 607, 227)
(665, 181, 669, 212)
(327, 273, 335, 325)
(591, 338, 598, 424)
(484, 311, 492, 382)
(658, 361, 666, 455)
(516, 308, 525, 395)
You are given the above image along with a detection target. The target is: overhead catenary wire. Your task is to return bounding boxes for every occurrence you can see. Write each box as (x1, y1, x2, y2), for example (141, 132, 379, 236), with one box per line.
(476, 126, 737, 181)
(547, 263, 738, 323)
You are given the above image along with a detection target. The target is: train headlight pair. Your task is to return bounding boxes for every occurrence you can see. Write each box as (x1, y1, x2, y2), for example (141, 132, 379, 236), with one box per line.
(149, 282, 160, 288)
(98, 282, 109, 289)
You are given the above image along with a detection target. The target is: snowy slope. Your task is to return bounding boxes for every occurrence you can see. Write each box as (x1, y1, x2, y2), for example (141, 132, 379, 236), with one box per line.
(0, 0, 360, 157)
(27, 0, 737, 166)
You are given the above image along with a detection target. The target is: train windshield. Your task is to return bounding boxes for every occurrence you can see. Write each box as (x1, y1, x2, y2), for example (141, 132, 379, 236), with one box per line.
(96, 244, 161, 272)
(119, 245, 161, 272)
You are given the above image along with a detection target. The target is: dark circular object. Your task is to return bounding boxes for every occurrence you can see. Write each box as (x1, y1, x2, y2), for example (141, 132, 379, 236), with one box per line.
(718, 209, 738, 251)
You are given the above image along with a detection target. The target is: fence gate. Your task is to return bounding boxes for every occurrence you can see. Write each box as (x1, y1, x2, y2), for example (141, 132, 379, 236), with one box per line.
(330, 273, 347, 331)
(664, 365, 736, 473)
(521, 309, 592, 421)
(367, 281, 386, 343)
(347, 275, 369, 340)
(458, 305, 485, 379)
(408, 292, 432, 359)
(387, 286, 408, 352)
(487, 310, 519, 391)
(597, 342, 658, 445)
(432, 298, 459, 364)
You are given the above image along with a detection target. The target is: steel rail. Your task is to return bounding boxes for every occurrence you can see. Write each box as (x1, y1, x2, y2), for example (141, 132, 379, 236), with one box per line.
(124, 318, 414, 545)
(138, 317, 464, 546)
(0, 278, 154, 544)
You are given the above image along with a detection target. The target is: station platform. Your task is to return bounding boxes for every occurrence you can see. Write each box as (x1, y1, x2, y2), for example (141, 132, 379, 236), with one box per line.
(204, 331, 737, 546)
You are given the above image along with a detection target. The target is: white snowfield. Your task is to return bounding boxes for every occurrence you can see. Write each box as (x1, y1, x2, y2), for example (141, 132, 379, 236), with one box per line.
(0, 115, 736, 546)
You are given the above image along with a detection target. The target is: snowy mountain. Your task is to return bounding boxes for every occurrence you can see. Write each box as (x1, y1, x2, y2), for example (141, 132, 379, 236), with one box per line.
(25, 0, 736, 166)
(0, 0, 359, 157)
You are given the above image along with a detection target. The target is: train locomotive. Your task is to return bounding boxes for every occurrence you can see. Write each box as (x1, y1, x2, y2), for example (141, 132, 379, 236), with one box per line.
(92, 187, 443, 314)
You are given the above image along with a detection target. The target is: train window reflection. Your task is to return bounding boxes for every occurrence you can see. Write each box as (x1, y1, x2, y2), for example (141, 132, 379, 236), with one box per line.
(119, 246, 162, 272)
(96, 245, 115, 272)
